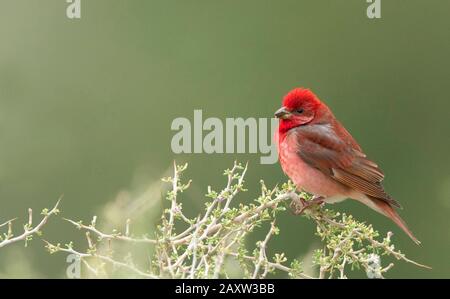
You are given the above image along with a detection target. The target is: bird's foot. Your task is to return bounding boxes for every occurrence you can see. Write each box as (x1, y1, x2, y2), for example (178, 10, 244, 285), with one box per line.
(290, 195, 324, 215)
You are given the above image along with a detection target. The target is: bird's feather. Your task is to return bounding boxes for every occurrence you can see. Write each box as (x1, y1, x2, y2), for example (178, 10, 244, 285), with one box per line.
(294, 122, 402, 208)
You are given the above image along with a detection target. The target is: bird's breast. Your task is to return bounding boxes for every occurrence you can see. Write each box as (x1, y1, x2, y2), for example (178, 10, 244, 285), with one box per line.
(278, 130, 350, 200)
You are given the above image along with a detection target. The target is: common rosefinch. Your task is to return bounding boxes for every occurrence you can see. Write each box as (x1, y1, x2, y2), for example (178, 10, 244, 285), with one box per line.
(275, 88, 420, 244)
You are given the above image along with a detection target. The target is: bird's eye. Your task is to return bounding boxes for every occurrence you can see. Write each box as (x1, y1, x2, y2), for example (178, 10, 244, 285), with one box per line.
(296, 108, 304, 114)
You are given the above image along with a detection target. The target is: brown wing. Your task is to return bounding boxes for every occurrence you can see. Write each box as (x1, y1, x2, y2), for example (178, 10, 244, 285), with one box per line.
(294, 123, 401, 208)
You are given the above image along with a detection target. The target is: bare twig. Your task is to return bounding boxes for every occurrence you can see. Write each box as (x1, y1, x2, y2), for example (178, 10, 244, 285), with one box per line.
(44, 240, 158, 279)
(253, 221, 276, 279)
(63, 217, 157, 244)
(0, 199, 61, 249)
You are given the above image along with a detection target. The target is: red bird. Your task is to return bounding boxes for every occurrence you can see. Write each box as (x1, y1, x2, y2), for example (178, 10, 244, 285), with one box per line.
(275, 88, 420, 244)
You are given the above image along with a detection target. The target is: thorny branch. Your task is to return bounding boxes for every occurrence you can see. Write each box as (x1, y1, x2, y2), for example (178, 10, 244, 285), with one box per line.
(308, 207, 430, 278)
(42, 162, 428, 279)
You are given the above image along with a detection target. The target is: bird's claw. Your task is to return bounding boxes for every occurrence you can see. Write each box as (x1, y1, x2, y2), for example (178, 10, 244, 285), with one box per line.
(289, 196, 324, 215)
(289, 197, 307, 215)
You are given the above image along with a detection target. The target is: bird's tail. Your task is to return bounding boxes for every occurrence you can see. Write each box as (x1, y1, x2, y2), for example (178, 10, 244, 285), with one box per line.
(369, 196, 421, 245)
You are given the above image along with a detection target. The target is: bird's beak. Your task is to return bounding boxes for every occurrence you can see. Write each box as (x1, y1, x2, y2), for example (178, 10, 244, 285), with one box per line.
(274, 107, 291, 119)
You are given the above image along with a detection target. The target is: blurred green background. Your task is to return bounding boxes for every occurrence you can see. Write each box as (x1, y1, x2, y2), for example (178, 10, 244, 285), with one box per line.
(0, 0, 449, 278)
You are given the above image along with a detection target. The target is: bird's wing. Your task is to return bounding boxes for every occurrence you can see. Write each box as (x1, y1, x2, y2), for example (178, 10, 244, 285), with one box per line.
(294, 123, 401, 208)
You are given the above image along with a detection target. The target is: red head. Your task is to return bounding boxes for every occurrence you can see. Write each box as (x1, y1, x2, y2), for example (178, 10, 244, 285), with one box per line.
(275, 88, 326, 135)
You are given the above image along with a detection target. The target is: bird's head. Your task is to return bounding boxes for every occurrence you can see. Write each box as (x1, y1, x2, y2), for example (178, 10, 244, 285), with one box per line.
(275, 88, 324, 134)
